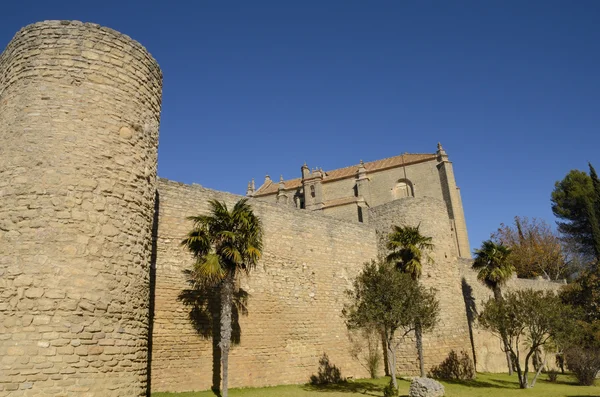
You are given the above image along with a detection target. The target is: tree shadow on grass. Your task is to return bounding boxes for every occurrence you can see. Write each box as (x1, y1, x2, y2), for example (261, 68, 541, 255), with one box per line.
(302, 381, 384, 396)
(178, 271, 249, 397)
(442, 378, 516, 389)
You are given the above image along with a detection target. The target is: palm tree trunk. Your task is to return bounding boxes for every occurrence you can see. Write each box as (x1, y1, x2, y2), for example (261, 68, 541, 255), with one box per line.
(415, 322, 425, 377)
(493, 286, 513, 376)
(219, 272, 235, 397)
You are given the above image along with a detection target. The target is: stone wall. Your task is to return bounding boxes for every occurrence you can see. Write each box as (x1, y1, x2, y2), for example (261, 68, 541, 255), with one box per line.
(150, 179, 378, 392)
(0, 21, 162, 396)
(458, 259, 564, 373)
(0, 20, 565, 397)
(322, 202, 360, 223)
(368, 198, 472, 374)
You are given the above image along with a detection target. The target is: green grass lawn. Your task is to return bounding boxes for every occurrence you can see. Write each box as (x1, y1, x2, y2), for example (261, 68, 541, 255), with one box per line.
(152, 372, 600, 397)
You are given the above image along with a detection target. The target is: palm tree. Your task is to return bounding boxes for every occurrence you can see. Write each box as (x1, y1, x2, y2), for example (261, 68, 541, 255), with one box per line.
(181, 198, 263, 397)
(472, 240, 514, 301)
(386, 224, 434, 377)
(472, 239, 514, 374)
(386, 224, 434, 280)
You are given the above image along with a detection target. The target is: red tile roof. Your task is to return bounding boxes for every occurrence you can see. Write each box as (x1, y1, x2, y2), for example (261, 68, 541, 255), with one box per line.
(254, 153, 437, 196)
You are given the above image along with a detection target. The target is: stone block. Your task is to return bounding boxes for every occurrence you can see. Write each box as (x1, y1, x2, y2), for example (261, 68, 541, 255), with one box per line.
(409, 377, 445, 397)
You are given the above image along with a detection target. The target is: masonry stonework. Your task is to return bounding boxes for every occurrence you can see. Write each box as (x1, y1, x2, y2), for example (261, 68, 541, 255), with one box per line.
(369, 198, 472, 374)
(151, 180, 378, 392)
(249, 147, 472, 259)
(0, 21, 161, 396)
(0, 21, 563, 396)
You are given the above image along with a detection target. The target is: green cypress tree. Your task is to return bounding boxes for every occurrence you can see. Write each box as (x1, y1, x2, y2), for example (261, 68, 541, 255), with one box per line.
(588, 163, 600, 264)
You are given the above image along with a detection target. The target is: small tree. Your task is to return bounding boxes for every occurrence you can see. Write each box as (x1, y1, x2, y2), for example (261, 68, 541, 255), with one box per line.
(491, 216, 569, 280)
(559, 271, 600, 385)
(478, 289, 571, 389)
(386, 224, 434, 377)
(472, 239, 515, 374)
(343, 260, 439, 389)
(348, 327, 382, 379)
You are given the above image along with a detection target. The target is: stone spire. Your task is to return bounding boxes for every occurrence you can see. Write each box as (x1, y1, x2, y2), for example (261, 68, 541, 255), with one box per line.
(277, 175, 288, 204)
(436, 142, 448, 161)
(246, 179, 255, 196)
(301, 162, 310, 179)
(357, 159, 367, 180)
(278, 175, 285, 191)
(265, 174, 271, 184)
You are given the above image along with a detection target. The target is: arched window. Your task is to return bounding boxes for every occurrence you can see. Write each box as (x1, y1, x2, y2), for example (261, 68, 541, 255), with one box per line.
(393, 179, 414, 199)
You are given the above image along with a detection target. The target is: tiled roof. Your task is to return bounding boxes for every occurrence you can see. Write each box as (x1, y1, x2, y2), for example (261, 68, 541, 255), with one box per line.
(253, 153, 437, 196)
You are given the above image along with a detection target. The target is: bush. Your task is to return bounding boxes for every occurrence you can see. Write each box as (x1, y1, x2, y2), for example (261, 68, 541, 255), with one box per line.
(382, 380, 398, 397)
(547, 370, 559, 383)
(430, 350, 475, 380)
(565, 346, 600, 386)
(348, 328, 381, 379)
(309, 353, 345, 385)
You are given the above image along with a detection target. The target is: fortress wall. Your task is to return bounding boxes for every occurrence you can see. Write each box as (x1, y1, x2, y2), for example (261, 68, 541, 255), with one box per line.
(458, 259, 564, 373)
(0, 21, 161, 396)
(151, 179, 378, 393)
(322, 203, 360, 223)
(368, 198, 472, 374)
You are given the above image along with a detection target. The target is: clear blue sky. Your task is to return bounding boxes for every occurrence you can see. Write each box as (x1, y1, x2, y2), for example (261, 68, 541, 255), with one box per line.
(1, 1, 598, 253)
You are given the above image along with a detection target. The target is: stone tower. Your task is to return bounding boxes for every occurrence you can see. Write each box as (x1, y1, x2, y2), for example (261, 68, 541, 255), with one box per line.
(0, 21, 162, 396)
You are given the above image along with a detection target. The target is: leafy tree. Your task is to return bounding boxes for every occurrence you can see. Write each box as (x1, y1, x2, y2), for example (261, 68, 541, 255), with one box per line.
(561, 320, 600, 385)
(343, 260, 439, 389)
(588, 164, 600, 262)
(181, 199, 263, 397)
(559, 266, 600, 384)
(472, 240, 515, 374)
(491, 216, 568, 280)
(551, 167, 600, 263)
(561, 267, 600, 322)
(386, 224, 434, 377)
(478, 289, 572, 389)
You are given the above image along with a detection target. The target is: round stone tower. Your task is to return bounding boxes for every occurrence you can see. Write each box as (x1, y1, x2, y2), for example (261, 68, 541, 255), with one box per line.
(0, 21, 161, 396)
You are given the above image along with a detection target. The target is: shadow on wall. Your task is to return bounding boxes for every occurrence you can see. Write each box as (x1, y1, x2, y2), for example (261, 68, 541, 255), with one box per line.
(147, 191, 160, 396)
(178, 275, 248, 397)
(461, 277, 478, 372)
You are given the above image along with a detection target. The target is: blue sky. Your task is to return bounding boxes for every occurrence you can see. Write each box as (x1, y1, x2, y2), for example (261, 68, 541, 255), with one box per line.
(1, 1, 598, 253)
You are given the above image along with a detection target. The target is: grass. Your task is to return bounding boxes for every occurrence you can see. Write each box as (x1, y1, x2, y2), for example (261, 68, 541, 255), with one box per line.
(152, 372, 600, 397)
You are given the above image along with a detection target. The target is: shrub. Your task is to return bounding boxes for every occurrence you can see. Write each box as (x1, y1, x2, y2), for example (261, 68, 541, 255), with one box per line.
(348, 328, 381, 379)
(430, 350, 475, 380)
(565, 346, 600, 386)
(382, 379, 398, 397)
(309, 353, 345, 385)
(547, 370, 559, 383)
